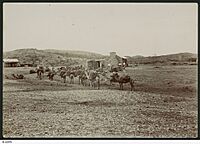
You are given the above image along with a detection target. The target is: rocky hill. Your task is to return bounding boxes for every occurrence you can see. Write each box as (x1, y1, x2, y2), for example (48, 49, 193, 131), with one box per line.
(44, 49, 107, 59)
(3, 48, 106, 67)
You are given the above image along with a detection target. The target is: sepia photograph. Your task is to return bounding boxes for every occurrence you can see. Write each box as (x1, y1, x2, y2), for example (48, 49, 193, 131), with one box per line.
(2, 3, 198, 138)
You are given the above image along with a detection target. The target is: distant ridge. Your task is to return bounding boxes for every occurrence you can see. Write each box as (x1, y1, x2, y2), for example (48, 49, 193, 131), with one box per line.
(129, 52, 197, 65)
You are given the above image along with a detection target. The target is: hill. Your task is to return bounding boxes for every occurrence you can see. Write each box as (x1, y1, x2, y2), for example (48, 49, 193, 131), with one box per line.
(3, 48, 106, 67)
(128, 53, 197, 65)
(3, 48, 197, 67)
(44, 49, 106, 59)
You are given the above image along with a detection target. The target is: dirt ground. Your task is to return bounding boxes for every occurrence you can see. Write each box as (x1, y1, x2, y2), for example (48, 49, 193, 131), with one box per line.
(3, 65, 198, 138)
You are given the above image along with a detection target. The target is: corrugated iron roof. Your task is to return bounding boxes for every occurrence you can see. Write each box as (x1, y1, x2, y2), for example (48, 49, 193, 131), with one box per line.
(3, 59, 19, 63)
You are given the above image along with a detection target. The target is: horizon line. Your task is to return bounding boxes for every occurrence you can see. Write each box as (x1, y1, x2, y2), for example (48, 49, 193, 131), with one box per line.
(3, 48, 197, 57)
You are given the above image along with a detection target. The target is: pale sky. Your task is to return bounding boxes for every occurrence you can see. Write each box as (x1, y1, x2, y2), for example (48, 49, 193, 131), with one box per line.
(3, 3, 198, 57)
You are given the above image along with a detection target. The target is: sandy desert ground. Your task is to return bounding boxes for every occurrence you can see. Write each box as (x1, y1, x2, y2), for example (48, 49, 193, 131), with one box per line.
(3, 65, 198, 138)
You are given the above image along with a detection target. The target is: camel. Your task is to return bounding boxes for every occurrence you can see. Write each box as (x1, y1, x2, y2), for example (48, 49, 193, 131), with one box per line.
(47, 70, 56, 81)
(110, 72, 134, 91)
(59, 69, 68, 83)
(85, 70, 100, 89)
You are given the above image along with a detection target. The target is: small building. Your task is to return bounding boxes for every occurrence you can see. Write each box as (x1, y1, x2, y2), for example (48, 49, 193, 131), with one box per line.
(105, 52, 129, 68)
(86, 59, 105, 70)
(3, 59, 20, 67)
(107, 52, 122, 67)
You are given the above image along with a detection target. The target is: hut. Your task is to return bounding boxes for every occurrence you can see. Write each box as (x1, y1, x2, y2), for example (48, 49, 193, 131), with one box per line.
(3, 59, 20, 67)
(86, 59, 105, 70)
(103, 52, 130, 71)
(107, 52, 122, 67)
(105, 52, 124, 68)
